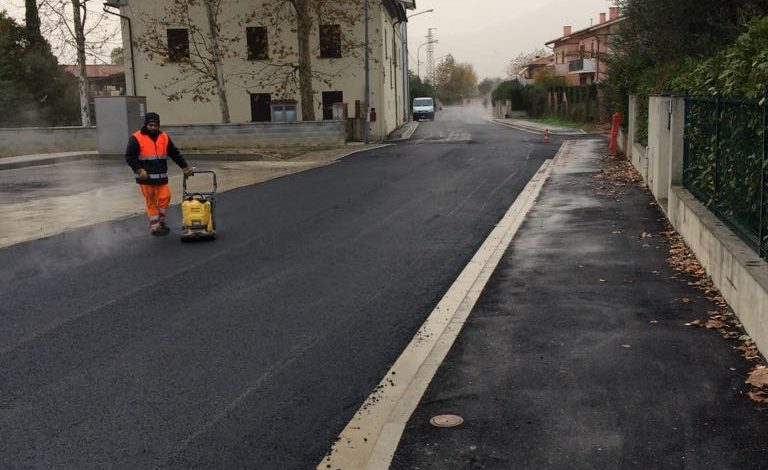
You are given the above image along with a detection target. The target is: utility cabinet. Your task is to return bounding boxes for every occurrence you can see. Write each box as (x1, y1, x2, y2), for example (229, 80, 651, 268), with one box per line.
(94, 96, 147, 155)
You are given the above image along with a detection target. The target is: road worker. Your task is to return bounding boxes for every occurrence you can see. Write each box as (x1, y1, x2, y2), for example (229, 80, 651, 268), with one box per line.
(125, 112, 194, 236)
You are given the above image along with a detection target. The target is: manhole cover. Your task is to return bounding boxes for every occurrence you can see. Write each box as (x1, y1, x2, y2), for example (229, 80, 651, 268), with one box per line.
(429, 414, 464, 428)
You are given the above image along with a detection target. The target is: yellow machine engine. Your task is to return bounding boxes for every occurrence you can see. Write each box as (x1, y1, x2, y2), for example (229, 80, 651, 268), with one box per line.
(181, 197, 213, 232)
(180, 170, 217, 241)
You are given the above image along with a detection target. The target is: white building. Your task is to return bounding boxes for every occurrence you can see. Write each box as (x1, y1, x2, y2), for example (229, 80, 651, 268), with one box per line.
(106, 0, 415, 140)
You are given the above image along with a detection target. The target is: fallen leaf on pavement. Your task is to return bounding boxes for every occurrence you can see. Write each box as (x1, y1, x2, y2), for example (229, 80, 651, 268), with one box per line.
(747, 367, 768, 387)
(748, 390, 768, 403)
(705, 319, 727, 329)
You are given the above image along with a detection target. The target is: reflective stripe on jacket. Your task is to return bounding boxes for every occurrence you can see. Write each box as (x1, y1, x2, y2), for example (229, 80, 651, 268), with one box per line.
(133, 131, 171, 185)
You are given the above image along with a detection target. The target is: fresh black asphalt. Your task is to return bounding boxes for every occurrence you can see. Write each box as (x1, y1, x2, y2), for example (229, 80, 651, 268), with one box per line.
(0, 108, 559, 469)
(391, 141, 768, 469)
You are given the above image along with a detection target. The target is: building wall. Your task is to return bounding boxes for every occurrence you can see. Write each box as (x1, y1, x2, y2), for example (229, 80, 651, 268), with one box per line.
(117, 0, 404, 139)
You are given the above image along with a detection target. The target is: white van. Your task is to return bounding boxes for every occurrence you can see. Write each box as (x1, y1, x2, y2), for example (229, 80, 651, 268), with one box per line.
(412, 97, 435, 121)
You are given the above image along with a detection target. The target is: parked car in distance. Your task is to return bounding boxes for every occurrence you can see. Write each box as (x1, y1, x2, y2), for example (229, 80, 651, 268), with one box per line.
(413, 97, 435, 121)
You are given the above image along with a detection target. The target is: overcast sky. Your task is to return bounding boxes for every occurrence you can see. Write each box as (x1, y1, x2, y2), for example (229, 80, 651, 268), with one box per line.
(1, 0, 616, 76)
(407, 0, 617, 79)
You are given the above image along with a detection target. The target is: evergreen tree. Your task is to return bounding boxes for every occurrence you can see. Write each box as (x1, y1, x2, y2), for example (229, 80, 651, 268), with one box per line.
(0, 12, 79, 127)
(610, 0, 768, 94)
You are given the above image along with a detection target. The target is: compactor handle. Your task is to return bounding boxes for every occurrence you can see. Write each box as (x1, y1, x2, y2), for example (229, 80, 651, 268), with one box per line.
(183, 168, 217, 196)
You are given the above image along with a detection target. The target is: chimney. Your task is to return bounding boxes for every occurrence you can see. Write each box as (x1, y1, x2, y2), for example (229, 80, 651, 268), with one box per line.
(609, 7, 620, 20)
(563, 25, 572, 36)
(600, 13, 606, 24)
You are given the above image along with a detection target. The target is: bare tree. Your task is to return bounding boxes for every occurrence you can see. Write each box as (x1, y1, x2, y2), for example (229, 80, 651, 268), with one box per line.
(248, 0, 366, 121)
(71, 0, 89, 126)
(505, 48, 549, 79)
(136, 0, 234, 122)
(37, 0, 120, 126)
(137, 0, 366, 122)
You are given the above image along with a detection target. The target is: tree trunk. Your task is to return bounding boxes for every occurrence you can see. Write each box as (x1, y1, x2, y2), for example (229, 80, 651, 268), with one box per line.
(71, 0, 91, 127)
(24, 0, 42, 44)
(294, 0, 315, 121)
(203, 0, 230, 123)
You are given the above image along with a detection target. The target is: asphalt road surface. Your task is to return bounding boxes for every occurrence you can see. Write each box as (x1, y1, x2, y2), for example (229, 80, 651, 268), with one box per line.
(0, 106, 561, 469)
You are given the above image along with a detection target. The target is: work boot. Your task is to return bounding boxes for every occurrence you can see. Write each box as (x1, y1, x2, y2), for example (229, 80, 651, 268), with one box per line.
(151, 224, 170, 236)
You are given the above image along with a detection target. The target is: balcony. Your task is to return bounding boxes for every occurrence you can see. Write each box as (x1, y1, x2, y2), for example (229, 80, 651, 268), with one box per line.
(568, 58, 596, 74)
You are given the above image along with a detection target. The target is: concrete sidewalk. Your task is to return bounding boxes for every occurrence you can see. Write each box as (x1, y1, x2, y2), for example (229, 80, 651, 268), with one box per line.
(492, 117, 587, 135)
(390, 140, 768, 469)
(0, 144, 386, 249)
(0, 151, 100, 171)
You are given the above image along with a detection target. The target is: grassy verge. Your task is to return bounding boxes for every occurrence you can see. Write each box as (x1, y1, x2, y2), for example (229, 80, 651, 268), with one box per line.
(523, 116, 604, 133)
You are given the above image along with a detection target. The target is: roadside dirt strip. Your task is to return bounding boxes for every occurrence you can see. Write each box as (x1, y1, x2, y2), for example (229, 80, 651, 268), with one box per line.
(318, 140, 578, 470)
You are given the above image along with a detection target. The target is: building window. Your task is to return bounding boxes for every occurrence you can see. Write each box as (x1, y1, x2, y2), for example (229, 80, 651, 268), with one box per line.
(247, 27, 269, 60)
(271, 102, 298, 122)
(320, 24, 342, 58)
(167, 28, 189, 62)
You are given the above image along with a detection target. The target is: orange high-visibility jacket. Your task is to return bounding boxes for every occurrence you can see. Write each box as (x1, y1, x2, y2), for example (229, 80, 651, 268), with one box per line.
(126, 130, 187, 185)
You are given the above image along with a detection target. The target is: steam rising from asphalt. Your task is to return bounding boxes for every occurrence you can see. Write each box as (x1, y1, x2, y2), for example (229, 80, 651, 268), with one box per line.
(413, 100, 491, 142)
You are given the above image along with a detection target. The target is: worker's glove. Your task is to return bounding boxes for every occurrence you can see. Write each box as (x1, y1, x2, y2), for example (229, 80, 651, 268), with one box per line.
(183, 166, 194, 177)
(136, 168, 149, 180)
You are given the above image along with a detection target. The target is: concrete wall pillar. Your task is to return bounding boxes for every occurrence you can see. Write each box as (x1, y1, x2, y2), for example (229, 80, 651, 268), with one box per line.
(627, 95, 636, 159)
(669, 97, 686, 187)
(647, 96, 673, 204)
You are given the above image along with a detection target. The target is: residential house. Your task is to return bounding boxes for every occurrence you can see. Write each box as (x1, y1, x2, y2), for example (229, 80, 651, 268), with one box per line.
(544, 7, 624, 86)
(516, 55, 555, 85)
(105, 0, 414, 140)
(61, 64, 127, 97)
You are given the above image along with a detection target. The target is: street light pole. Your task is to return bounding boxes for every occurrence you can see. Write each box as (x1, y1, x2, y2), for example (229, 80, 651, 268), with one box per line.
(403, 9, 434, 122)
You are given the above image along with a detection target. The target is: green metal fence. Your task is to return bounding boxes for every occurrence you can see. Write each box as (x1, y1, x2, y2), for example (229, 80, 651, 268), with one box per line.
(683, 96, 768, 257)
(635, 93, 649, 146)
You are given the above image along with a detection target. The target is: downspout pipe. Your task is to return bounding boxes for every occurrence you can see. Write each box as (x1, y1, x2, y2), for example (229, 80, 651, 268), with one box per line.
(402, 21, 409, 122)
(102, 3, 136, 96)
(392, 18, 403, 125)
(364, 0, 370, 144)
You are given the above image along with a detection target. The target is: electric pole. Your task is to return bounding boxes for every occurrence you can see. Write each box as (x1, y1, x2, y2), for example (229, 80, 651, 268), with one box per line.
(426, 28, 437, 85)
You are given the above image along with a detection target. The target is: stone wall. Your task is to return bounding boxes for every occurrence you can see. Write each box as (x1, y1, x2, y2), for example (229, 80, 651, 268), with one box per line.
(0, 127, 97, 156)
(0, 121, 345, 157)
(163, 121, 346, 150)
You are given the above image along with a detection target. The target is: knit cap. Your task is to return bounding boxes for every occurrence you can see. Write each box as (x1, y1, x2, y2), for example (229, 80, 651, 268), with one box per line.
(144, 112, 160, 125)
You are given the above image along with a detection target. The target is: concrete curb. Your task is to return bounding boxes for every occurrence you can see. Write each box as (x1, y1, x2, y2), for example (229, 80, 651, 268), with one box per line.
(491, 118, 586, 136)
(0, 152, 100, 171)
(0, 144, 392, 172)
(386, 121, 420, 142)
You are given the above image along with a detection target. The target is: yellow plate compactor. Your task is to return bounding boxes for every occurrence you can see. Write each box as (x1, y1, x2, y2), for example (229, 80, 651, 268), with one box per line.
(181, 170, 217, 241)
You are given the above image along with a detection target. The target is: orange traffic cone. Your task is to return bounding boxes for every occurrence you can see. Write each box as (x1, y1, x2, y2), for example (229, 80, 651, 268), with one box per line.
(543, 129, 550, 144)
